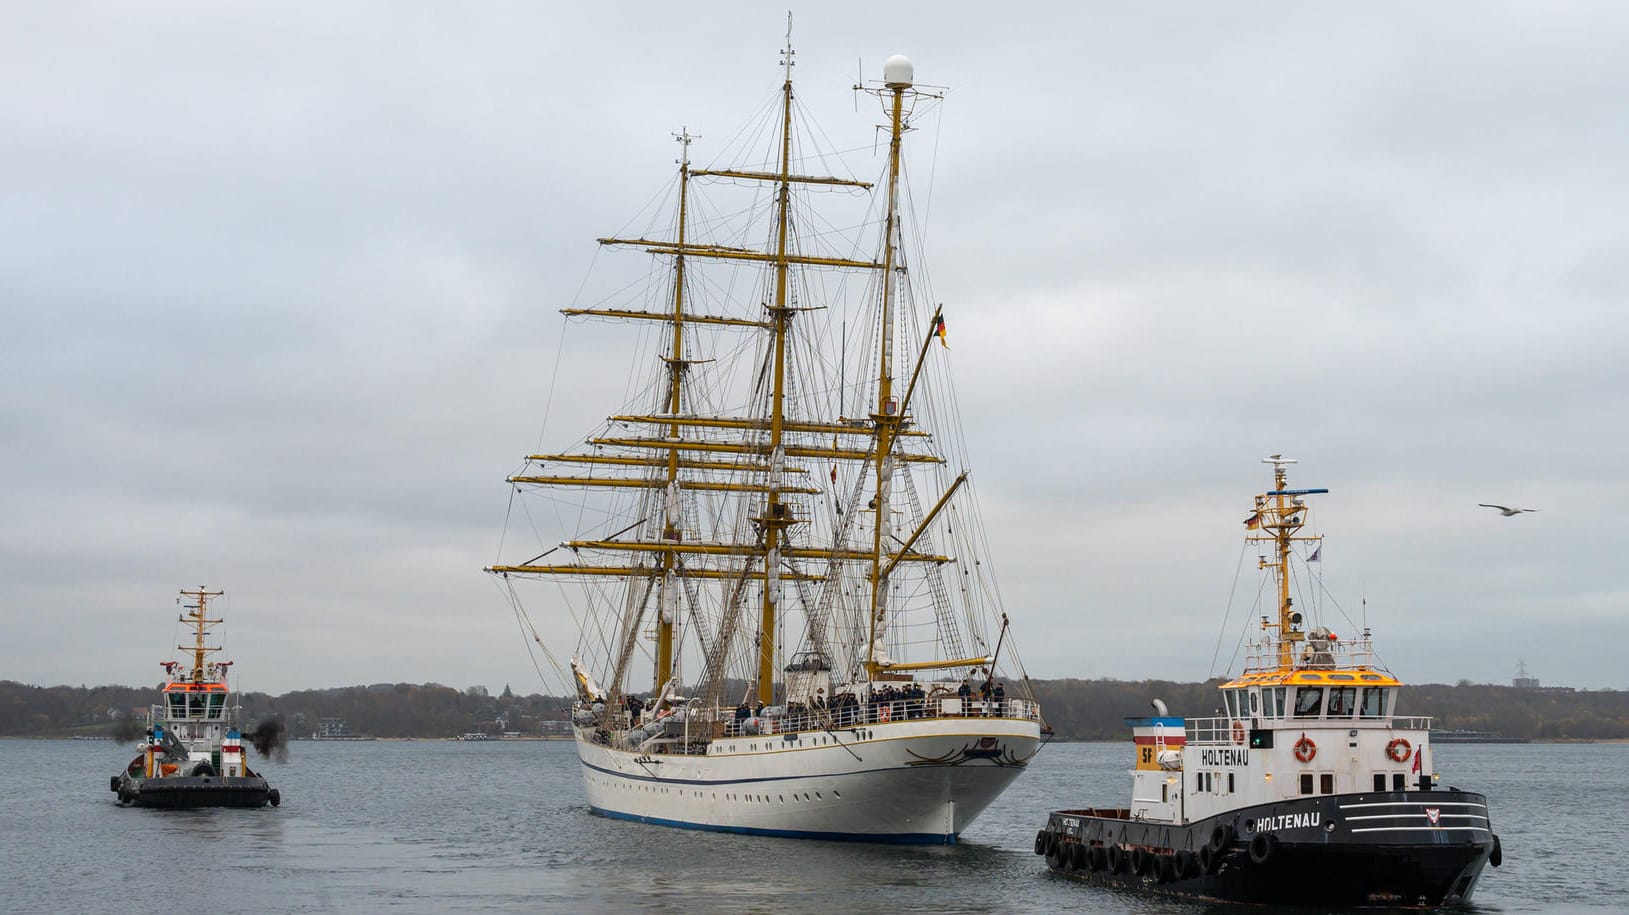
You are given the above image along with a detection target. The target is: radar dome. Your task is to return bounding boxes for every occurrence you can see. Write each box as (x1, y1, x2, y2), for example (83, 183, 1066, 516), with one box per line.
(883, 55, 914, 88)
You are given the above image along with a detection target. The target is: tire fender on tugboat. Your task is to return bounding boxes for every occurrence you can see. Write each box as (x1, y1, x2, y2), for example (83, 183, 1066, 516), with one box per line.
(1490, 834, 1502, 867)
(1249, 831, 1278, 865)
(1208, 824, 1232, 853)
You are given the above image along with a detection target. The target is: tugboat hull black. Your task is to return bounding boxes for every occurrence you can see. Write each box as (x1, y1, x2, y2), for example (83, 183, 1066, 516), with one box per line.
(1037, 790, 1499, 907)
(113, 773, 278, 809)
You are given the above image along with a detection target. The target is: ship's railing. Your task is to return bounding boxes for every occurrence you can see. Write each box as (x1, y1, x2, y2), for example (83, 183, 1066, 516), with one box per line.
(1184, 715, 1434, 745)
(722, 697, 1041, 737)
(611, 695, 1041, 745)
(1241, 636, 1379, 673)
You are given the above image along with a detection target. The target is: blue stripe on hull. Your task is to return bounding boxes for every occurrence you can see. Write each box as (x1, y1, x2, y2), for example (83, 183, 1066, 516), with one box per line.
(588, 805, 958, 845)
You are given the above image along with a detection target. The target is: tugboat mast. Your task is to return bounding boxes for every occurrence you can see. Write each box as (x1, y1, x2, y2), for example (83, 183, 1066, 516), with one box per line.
(1248, 456, 1326, 670)
(177, 587, 224, 683)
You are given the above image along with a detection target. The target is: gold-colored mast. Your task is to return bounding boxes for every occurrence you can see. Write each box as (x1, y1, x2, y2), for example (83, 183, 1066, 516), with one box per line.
(753, 35, 799, 708)
(1247, 456, 1326, 670)
(177, 587, 224, 682)
(864, 64, 912, 678)
(653, 128, 696, 695)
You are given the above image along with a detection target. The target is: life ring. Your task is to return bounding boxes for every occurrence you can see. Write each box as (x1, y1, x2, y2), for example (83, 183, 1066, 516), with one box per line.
(1386, 737, 1411, 763)
(878, 704, 891, 723)
(1231, 720, 1246, 745)
(1249, 831, 1278, 865)
(1293, 735, 1317, 763)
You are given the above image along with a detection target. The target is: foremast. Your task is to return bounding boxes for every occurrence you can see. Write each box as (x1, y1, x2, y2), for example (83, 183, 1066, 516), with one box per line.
(1246, 456, 1328, 671)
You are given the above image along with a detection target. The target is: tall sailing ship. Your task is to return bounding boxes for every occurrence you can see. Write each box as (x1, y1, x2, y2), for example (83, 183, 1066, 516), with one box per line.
(487, 43, 1042, 843)
(1033, 458, 1500, 905)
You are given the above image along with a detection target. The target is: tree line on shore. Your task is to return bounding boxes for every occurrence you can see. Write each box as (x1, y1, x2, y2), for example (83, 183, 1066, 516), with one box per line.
(4, 677, 1626, 740)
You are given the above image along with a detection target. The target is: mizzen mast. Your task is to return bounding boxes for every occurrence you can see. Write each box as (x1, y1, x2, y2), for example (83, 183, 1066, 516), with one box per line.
(653, 127, 697, 695)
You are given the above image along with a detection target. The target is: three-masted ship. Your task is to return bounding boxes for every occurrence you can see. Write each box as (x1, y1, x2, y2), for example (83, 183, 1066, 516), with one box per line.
(110, 588, 279, 809)
(1033, 457, 1501, 905)
(488, 43, 1041, 843)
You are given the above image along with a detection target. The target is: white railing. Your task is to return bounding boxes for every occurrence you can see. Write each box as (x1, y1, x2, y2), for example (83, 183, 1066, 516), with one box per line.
(1241, 637, 1379, 673)
(1185, 715, 1434, 745)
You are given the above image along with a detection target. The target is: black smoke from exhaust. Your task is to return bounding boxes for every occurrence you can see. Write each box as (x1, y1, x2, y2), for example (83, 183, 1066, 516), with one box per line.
(247, 717, 289, 762)
(111, 717, 146, 745)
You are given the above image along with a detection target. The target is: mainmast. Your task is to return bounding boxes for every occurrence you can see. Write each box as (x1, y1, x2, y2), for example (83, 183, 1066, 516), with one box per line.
(749, 34, 802, 708)
(177, 586, 224, 682)
(1248, 456, 1327, 669)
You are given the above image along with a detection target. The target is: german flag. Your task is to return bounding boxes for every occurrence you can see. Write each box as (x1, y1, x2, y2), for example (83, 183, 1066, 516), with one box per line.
(1244, 512, 1261, 530)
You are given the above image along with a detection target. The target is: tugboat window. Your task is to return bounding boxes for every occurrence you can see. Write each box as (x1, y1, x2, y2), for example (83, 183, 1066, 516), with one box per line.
(1294, 687, 1324, 718)
(1320, 773, 1335, 794)
(1359, 687, 1386, 718)
(1273, 687, 1287, 717)
(1327, 687, 1356, 718)
(1248, 691, 1260, 714)
(1300, 773, 1314, 795)
(1393, 773, 1406, 790)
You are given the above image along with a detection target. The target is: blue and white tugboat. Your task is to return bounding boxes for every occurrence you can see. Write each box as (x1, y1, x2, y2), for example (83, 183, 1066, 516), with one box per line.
(1034, 456, 1501, 906)
(110, 587, 280, 809)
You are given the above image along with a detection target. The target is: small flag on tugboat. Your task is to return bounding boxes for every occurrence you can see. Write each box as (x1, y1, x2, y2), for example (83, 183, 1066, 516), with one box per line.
(1412, 747, 1422, 773)
(1309, 545, 1321, 562)
(1244, 512, 1261, 530)
(935, 314, 948, 348)
(830, 465, 838, 485)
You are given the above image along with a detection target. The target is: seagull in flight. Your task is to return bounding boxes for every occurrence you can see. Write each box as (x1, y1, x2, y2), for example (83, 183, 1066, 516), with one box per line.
(1479, 503, 1538, 517)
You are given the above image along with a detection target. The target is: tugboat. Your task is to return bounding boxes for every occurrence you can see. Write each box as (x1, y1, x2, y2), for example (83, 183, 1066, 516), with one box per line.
(110, 587, 280, 809)
(1034, 457, 1501, 906)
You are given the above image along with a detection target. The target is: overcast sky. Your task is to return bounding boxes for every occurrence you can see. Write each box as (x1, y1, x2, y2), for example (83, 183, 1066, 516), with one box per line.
(5, 3, 1625, 696)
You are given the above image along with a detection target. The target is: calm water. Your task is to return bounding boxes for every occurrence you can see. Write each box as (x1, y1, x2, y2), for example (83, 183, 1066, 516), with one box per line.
(0, 738, 1615, 913)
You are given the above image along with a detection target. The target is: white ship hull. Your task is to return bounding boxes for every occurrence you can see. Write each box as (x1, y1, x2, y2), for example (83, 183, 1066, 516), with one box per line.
(575, 717, 1040, 843)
